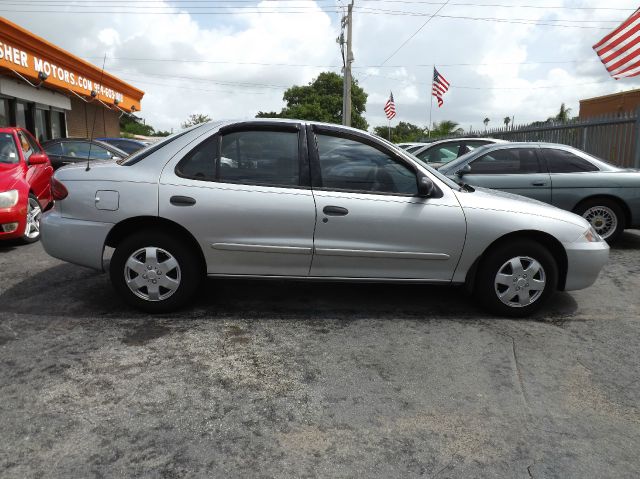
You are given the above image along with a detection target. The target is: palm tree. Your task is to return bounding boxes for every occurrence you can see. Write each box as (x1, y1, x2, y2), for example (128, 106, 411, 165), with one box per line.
(555, 103, 572, 123)
(503, 116, 511, 129)
(483, 117, 490, 131)
(429, 120, 464, 138)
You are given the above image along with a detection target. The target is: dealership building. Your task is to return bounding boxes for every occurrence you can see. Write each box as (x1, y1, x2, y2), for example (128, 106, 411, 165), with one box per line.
(0, 17, 143, 143)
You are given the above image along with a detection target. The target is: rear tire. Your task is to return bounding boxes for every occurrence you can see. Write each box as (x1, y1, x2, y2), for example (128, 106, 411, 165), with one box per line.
(574, 198, 624, 243)
(110, 230, 203, 313)
(475, 240, 558, 317)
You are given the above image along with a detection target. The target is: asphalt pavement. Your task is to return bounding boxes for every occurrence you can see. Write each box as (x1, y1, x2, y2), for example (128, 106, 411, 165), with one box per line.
(1, 233, 639, 478)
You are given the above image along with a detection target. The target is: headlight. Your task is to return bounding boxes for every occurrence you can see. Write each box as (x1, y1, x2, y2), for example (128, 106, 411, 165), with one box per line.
(0, 190, 19, 208)
(583, 226, 603, 243)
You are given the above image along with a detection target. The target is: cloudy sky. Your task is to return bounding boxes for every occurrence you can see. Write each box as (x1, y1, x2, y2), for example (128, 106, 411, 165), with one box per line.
(4, 0, 640, 132)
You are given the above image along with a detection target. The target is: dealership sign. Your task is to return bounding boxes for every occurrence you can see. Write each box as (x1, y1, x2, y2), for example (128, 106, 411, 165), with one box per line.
(0, 18, 143, 112)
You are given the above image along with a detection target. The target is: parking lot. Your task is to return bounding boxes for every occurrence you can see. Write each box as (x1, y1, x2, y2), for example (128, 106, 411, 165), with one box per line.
(0, 233, 639, 478)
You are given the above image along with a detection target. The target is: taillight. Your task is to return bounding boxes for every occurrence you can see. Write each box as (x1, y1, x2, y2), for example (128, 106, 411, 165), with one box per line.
(51, 177, 68, 201)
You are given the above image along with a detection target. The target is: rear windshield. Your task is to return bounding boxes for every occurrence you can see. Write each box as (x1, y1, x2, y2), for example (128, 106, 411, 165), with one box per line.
(0, 133, 19, 164)
(119, 123, 210, 166)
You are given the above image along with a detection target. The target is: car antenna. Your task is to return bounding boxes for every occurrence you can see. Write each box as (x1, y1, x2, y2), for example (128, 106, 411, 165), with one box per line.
(86, 53, 108, 171)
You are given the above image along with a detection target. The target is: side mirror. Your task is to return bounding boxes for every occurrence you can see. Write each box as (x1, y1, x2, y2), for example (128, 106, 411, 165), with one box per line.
(456, 164, 472, 177)
(28, 153, 49, 165)
(417, 174, 435, 197)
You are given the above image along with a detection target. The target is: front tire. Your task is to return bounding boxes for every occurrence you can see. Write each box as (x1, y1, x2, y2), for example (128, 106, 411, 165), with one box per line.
(21, 194, 42, 244)
(574, 198, 624, 243)
(110, 231, 203, 313)
(475, 240, 558, 317)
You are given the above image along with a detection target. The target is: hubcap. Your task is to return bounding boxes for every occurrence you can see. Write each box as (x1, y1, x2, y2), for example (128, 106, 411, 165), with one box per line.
(494, 256, 546, 308)
(124, 247, 181, 302)
(24, 197, 42, 239)
(582, 206, 617, 239)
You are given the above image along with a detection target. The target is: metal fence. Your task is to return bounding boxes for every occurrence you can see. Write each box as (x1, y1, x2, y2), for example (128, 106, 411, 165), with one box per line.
(456, 110, 640, 168)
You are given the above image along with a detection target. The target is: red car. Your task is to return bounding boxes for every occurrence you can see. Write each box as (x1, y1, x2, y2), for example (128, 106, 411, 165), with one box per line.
(0, 127, 53, 243)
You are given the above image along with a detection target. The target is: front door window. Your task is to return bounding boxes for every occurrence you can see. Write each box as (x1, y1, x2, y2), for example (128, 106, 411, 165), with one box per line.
(316, 134, 418, 195)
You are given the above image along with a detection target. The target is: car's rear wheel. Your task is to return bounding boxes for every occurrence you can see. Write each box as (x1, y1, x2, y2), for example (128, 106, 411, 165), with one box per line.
(110, 231, 203, 313)
(475, 240, 558, 317)
(21, 194, 42, 244)
(574, 198, 624, 243)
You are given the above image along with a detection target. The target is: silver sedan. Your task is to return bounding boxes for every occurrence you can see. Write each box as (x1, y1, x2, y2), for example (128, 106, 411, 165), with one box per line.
(40, 120, 609, 316)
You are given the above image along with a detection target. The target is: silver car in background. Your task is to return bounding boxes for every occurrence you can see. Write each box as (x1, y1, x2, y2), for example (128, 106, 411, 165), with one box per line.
(41, 120, 609, 316)
(438, 142, 640, 242)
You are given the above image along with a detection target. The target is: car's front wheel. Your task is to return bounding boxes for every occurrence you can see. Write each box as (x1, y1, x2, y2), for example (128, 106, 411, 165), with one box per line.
(475, 240, 558, 317)
(574, 198, 624, 243)
(21, 194, 42, 244)
(110, 231, 203, 313)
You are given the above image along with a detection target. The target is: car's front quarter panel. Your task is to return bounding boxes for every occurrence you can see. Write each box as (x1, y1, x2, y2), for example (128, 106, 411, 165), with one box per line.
(451, 189, 609, 290)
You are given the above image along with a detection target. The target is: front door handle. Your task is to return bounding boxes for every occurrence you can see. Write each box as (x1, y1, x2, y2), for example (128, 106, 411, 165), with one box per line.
(531, 182, 547, 186)
(170, 195, 196, 206)
(323, 205, 349, 216)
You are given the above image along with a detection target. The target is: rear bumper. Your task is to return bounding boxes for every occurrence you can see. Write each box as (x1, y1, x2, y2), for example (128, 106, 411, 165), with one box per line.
(563, 240, 610, 291)
(40, 209, 112, 270)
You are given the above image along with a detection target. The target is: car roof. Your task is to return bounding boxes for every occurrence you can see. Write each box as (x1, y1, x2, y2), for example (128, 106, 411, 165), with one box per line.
(0, 127, 25, 134)
(97, 137, 146, 143)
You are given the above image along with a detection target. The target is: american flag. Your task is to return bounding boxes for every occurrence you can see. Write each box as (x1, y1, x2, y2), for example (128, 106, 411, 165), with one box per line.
(384, 91, 396, 120)
(432, 67, 450, 107)
(594, 8, 640, 79)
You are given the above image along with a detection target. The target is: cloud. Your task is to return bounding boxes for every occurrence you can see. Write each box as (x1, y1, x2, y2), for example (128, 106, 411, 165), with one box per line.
(5, 0, 640, 132)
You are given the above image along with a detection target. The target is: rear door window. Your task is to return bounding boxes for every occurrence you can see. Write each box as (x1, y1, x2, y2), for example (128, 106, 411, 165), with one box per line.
(471, 148, 542, 174)
(544, 148, 599, 173)
(219, 130, 300, 187)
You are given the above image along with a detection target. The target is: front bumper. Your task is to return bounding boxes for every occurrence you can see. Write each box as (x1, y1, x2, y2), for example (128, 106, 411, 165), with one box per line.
(0, 204, 26, 240)
(563, 240, 610, 291)
(40, 209, 113, 270)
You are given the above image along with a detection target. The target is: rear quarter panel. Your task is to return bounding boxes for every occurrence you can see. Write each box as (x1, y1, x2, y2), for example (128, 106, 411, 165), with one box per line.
(550, 172, 640, 226)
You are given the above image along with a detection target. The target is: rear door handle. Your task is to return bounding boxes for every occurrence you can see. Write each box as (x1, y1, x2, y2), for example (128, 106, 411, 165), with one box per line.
(323, 205, 349, 216)
(531, 182, 547, 186)
(170, 195, 196, 206)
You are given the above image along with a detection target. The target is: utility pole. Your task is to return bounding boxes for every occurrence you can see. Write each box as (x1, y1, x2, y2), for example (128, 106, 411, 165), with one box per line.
(342, 1, 354, 126)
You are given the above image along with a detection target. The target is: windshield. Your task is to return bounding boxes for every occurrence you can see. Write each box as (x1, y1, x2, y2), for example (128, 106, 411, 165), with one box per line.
(0, 133, 19, 164)
(437, 145, 492, 174)
(381, 137, 462, 190)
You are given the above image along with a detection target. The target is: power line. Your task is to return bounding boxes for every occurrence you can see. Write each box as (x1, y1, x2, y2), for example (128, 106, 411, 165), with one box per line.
(358, 70, 616, 89)
(379, 0, 451, 66)
(16, 0, 637, 9)
(0, 7, 622, 28)
(109, 69, 290, 89)
(83, 55, 600, 68)
(105, 67, 621, 93)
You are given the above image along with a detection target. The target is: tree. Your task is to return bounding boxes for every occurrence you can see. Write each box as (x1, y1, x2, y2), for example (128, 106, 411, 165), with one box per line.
(503, 116, 511, 128)
(120, 115, 154, 136)
(483, 117, 490, 130)
(255, 72, 369, 130)
(373, 121, 425, 142)
(554, 103, 572, 123)
(429, 120, 464, 138)
(182, 113, 211, 129)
